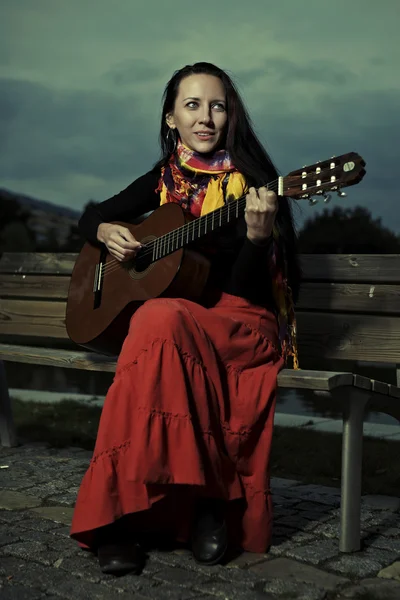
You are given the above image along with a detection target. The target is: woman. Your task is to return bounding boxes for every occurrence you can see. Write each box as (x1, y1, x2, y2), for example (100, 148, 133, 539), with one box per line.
(71, 62, 301, 575)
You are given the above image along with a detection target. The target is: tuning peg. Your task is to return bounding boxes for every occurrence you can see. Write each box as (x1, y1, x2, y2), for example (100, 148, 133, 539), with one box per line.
(323, 193, 331, 203)
(337, 190, 347, 198)
(309, 198, 318, 206)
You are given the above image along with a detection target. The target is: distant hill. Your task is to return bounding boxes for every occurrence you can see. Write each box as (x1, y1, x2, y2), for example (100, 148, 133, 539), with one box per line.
(0, 188, 81, 247)
(0, 188, 80, 220)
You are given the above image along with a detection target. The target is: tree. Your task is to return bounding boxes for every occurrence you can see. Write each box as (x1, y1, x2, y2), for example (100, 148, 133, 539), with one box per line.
(297, 206, 400, 254)
(0, 196, 36, 252)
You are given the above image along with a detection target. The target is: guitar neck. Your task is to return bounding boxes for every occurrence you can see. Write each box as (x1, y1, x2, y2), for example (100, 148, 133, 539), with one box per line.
(138, 149, 366, 264)
(143, 194, 248, 263)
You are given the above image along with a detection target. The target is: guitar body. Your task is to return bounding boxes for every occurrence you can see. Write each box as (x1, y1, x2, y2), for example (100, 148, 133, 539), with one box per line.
(66, 203, 210, 355)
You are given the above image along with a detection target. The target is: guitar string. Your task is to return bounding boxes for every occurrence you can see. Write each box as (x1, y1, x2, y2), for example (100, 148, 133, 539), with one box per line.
(99, 166, 346, 279)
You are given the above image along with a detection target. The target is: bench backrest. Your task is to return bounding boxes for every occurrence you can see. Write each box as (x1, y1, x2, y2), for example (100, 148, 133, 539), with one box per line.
(1, 252, 400, 366)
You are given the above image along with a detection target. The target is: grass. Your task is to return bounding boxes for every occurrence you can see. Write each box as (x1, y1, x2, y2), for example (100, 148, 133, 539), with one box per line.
(10, 398, 400, 497)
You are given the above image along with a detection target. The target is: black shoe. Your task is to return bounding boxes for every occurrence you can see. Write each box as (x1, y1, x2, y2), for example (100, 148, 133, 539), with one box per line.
(97, 542, 145, 575)
(191, 499, 228, 565)
(95, 520, 145, 576)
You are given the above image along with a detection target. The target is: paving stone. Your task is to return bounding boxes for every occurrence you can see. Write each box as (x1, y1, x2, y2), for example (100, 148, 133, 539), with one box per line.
(0, 583, 43, 600)
(24, 481, 72, 499)
(0, 490, 42, 510)
(281, 530, 317, 545)
(0, 509, 27, 523)
(0, 530, 21, 547)
(269, 537, 299, 557)
(296, 501, 336, 514)
(305, 484, 341, 496)
(152, 565, 212, 587)
(274, 515, 320, 531)
(272, 524, 298, 539)
(271, 477, 301, 488)
(362, 495, 400, 511)
(336, 577, 400, 599)
(0, 477, 38, 491)
(294, 492, 341, 507)
(0, 540, 47, 559)
(285, 538, 340, 565)
(52, 525, 73, 538)
(326, 554, 385, 578)
(378, 560, 400, 581)
(192, 580, 272, 600)
(141, 559, 164, 576)
(18, 516, 64, 532)
(262, 578, 327, 600)
(271, 494, 301, 507)
(100, 570, 164, 596)
(55, 555, 116, 584)
(298, 511, 333, 523)
(366, 525, 400, 538)
(136, 581, 200, 600)
(46, 492, 78, 507)
(182, 596, 219, 600)
(273, 507, 300, 518)
(312, 522, 342, 539)
(249, 556, 349, 589)
(362, 545, 400, 567)
(1, 557, 137, 599)
(0, 555, 28, 576)
(224, 552, 270, 569)
(30, 506, 74, 524)
(365, 535, 400, 555)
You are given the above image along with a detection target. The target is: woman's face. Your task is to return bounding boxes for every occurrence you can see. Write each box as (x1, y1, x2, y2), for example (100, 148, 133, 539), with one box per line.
(167, 74, 228, 154)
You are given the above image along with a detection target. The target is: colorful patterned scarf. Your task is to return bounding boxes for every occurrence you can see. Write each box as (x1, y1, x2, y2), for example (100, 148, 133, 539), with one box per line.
(156, 140, 299, 368)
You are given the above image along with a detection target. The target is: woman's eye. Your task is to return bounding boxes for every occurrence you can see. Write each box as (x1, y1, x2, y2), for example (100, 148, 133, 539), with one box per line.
(213, 103, 226, 111)
(186, 102, 198, 108)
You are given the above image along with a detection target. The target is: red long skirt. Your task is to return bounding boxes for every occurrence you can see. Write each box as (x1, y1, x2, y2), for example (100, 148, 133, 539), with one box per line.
(70, 292, 284, 553)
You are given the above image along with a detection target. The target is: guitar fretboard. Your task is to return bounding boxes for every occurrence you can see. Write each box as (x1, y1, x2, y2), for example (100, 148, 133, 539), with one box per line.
(145, 195, 248, 262)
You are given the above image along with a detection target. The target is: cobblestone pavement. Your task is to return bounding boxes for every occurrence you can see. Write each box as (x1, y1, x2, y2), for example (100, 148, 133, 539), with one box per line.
(1, 443, 400, 600)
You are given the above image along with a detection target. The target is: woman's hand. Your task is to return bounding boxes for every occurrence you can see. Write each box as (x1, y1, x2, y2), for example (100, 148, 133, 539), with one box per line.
(245, 186, 278, 244)
(97, 223, 142, 262)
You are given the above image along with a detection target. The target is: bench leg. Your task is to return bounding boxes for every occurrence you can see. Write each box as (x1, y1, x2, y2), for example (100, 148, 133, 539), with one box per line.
(339, 389, 369, 552)
(0, 361, 17, 447)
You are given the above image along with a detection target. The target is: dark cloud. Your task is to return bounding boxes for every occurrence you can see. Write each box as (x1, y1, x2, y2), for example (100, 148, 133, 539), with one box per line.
(0, 77, 159, 183)
(103, 59, 167, 87)
(238, 58, 357, 87)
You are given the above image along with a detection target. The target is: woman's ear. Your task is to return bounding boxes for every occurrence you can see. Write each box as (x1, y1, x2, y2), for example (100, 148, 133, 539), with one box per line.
(166, 113, 175, 129)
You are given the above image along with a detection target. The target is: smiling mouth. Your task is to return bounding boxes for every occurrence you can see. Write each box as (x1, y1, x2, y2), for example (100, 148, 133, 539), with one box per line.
(195, 132, 215, 138)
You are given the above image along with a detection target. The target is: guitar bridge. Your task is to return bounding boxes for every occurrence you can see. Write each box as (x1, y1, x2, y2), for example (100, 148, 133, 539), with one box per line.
(92, 249, 107, 309)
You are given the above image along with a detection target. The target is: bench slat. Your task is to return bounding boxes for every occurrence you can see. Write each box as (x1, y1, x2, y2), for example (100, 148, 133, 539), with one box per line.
(0, 253, 76, 275)
(2, 277, 399, 316)
(0, 275, 70, 299)
(278, 369, 353, 390)
(297, 312, 400, 364)
(297, 283, 400, 315)
(0, 300, 68, 339)
(300, 254, 400, 283)
(0, 344, 355, 391)
(2, 253, 400, 283)
(0, 344, 117, 371)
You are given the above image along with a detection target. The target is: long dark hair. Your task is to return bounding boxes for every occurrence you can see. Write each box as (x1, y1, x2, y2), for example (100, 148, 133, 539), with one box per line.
(154, 62, 301, 300)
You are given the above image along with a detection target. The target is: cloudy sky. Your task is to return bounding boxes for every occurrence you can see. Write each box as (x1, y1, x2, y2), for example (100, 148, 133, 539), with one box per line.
(1, 0, 399, 231)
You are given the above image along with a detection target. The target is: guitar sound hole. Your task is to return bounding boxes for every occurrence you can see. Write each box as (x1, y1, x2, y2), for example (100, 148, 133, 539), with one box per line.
(134, 249, 152, 273)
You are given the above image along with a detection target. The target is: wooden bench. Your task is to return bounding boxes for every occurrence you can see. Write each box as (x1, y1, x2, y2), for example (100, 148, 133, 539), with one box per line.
(1, 251, 399, 554)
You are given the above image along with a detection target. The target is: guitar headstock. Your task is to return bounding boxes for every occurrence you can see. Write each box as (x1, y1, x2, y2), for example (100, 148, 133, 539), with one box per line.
(284, 152, 366, 205)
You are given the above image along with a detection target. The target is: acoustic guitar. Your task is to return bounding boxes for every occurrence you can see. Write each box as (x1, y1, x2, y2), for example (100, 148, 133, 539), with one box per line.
(66, 152, 366, 355)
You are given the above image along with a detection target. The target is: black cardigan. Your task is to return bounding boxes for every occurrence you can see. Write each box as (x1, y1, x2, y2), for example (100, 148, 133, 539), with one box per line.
(78, 167, 274, 308)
